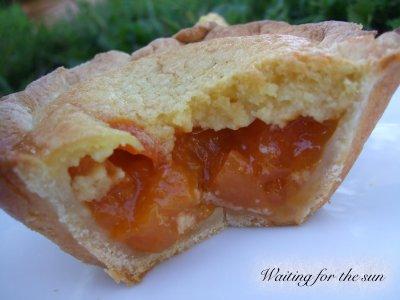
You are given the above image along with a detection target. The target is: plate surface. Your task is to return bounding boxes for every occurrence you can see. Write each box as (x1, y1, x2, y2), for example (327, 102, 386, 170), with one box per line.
(1, 88, 399, 300)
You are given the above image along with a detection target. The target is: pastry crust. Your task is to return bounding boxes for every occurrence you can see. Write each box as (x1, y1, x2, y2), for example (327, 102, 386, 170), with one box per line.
(1, 17, 399, 283)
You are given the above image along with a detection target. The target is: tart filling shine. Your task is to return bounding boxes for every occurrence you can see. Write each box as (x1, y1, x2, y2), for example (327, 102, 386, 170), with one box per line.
(69, 117, 337, 253)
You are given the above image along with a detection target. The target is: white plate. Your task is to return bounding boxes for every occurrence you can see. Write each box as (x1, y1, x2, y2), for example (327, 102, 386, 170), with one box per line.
(1, 88, 399, 300)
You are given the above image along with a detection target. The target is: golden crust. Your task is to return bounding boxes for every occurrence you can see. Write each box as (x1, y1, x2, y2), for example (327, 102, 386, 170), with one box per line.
(0, 165, 101, 265)
(0, 18, 399, 284)
(0, 50, 133, 266)
(311, 51, 400, 215)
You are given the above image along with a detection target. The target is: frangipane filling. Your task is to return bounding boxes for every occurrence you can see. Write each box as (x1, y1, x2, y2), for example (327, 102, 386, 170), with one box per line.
(69, 117, 337, 253)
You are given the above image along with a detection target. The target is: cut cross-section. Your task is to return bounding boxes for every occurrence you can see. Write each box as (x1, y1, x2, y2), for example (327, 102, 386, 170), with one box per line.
(69, 117, 337, 253)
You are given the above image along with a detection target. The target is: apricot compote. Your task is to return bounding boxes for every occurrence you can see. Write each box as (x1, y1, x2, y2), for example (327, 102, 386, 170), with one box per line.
(69, 117, 337, 253)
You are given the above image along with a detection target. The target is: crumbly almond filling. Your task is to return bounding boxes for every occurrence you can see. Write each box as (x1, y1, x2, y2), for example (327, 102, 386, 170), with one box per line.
(72, 163, 125, 202)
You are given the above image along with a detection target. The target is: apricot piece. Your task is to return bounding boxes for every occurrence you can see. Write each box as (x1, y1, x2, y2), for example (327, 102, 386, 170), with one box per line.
(211, 150, 267, 209)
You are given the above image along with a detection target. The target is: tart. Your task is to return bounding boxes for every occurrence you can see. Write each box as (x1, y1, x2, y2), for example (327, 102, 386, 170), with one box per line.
(1, 16, 399, 284)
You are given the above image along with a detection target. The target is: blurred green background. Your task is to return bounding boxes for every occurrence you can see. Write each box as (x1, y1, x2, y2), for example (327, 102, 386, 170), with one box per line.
(1, 0, 400, 96)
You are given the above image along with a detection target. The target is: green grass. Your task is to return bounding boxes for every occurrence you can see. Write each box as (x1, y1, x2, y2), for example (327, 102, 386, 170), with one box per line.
(1, 0, 399, 96)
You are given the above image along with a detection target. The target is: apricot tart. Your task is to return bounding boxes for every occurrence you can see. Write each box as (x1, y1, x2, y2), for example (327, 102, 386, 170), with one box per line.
(1, 16, 399, 284)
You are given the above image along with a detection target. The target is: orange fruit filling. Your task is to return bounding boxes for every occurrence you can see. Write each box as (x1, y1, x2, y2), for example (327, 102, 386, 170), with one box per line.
(69, 117, 337, 253)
